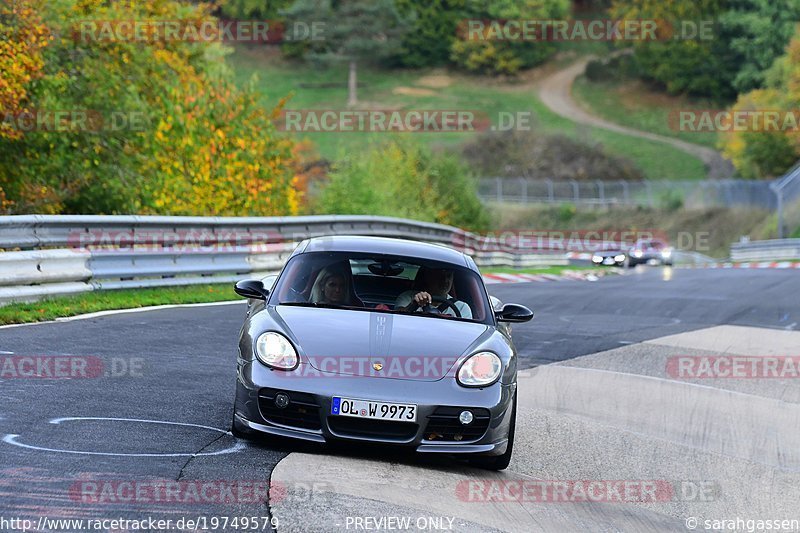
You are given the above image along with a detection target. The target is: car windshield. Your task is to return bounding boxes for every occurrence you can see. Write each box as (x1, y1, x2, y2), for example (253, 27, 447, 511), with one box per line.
(269, 251, 493, 325)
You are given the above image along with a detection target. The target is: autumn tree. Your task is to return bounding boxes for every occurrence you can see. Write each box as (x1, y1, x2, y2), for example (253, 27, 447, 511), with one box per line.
(0, 0, 300, 216)
(721, 29, 800, 178)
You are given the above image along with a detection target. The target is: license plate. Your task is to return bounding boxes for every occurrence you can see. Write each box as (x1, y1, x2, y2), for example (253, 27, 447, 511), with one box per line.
(331, 397, 417, 422)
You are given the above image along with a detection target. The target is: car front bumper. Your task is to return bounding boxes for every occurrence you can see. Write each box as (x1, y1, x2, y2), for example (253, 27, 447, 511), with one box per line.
(234, 360, 515, 456)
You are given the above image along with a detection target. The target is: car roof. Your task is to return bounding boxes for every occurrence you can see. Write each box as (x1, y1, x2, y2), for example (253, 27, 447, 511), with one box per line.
(300, 235, 469, 267)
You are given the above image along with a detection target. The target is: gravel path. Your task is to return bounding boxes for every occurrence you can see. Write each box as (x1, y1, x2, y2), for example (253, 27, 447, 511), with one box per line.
(538, 57, 735, 180)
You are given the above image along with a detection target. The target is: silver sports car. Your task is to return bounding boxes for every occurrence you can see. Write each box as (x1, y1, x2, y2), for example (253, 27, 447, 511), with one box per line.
(231, 236, 533, 470)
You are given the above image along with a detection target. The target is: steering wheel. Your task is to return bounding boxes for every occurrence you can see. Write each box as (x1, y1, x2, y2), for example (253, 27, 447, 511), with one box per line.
(407, 295, 462, 318)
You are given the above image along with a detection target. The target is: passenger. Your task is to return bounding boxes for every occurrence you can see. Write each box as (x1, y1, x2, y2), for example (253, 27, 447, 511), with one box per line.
(395, 266, 472, 318)
(310, 266, 355, 306)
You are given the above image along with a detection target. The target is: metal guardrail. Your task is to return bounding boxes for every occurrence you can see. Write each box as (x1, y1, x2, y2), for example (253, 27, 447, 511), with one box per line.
(730, 239, 800, 262)
(0, 215, 568, 305)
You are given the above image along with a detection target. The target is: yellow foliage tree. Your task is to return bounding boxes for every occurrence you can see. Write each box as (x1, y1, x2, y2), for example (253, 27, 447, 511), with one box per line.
(720, 28, 800, 178)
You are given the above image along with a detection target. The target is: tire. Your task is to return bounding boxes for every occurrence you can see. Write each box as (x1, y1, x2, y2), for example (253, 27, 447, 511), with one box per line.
(470, 392, 516, 471)
(231, 394, 257, 440)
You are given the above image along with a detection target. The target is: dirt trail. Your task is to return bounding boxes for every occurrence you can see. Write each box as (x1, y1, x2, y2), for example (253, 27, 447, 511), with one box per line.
(538, 57, 735, 180)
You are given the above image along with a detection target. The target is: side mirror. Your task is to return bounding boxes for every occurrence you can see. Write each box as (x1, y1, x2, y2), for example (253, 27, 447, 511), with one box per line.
(262, 274, 278, 291)
(234, 279, 269, 300)
(496, 303, 533, 323)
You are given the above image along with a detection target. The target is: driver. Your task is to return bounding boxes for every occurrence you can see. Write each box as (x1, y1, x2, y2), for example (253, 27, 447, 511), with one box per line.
(394, 266, 472, 318)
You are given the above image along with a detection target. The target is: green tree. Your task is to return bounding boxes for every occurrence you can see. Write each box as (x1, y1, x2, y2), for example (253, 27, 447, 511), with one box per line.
(450, 0, 570, 76)
(611, 0, 800, 100)
(283, 0, 409, 106)
(317, 138, 489, 231)
(718, 0, 800, 94)
(721, 30, 800, 178)
(392, 0, 466, 67)
(220, 0, 295, 19)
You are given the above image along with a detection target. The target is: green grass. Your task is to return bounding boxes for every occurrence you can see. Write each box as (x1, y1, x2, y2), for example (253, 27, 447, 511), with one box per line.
(572, 75, 723, 151)
(228, 47, 706, 180)
(0, 284, 237, 325)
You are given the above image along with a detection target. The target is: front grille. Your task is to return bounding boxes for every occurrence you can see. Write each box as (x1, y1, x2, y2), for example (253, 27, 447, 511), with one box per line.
(423, 406, 491, 442)
(328, 417, 418, 441)
(258, 388, 321, 431)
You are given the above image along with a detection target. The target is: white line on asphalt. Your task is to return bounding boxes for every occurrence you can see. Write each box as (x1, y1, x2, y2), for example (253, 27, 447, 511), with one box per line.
(2, 416, 245, 457)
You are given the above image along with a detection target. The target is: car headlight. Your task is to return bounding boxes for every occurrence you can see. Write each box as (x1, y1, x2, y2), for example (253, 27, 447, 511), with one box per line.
(457, 351, 502, 387)
(614, 254, 625, 262)
(592, 255, 602, 263)
(662, 248, 672, 257)
(255, 332, 298, 370)
(633, 249, 643, 258)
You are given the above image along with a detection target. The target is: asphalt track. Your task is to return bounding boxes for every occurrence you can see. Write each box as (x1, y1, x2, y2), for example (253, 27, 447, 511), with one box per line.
(0, 266, 798, 532)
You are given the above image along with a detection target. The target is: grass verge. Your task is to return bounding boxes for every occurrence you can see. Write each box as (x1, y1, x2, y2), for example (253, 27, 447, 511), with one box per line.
(572, 75, 723, 150)
(0, 284, 237, 326)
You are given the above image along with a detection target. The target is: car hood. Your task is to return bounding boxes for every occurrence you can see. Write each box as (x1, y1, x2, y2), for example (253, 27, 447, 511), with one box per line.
(274, 306, 491, 381)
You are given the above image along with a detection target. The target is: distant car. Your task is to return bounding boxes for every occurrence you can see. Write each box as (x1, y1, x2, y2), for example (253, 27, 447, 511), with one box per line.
(628, 239, 673, 267)
(591, 245, 628, 267)
(231, 236, 533, 470)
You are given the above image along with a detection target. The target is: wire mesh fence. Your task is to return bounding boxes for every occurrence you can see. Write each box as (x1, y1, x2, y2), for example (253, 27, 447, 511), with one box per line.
(478, 178, 781, 210)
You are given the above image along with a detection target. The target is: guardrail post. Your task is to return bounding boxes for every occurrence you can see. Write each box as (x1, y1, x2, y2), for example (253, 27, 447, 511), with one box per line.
(520, 178, 528, 203)
(596, 180, 605, 206)
(571, 180, 579, 203)
(620, 180, 629, 204)
(496, 177, 502, 203)
(645, 181, 653, 207)
(546, 179, 554, 203)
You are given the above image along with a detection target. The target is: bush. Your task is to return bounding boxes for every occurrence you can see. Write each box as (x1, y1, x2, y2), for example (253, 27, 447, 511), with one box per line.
(316, 138, 489, 231)
(658, 189, 684, 211)
(557, 203, 576, 222)
(461, 129, 645, 181)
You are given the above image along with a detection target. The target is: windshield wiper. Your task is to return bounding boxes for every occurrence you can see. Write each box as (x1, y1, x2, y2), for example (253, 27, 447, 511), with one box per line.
(280, 302, 357, 311)
(389, 308, 463, 321)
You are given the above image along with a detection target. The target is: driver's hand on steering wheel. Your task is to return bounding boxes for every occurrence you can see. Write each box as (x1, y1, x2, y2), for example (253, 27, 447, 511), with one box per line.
(412, 291, 432, 307)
